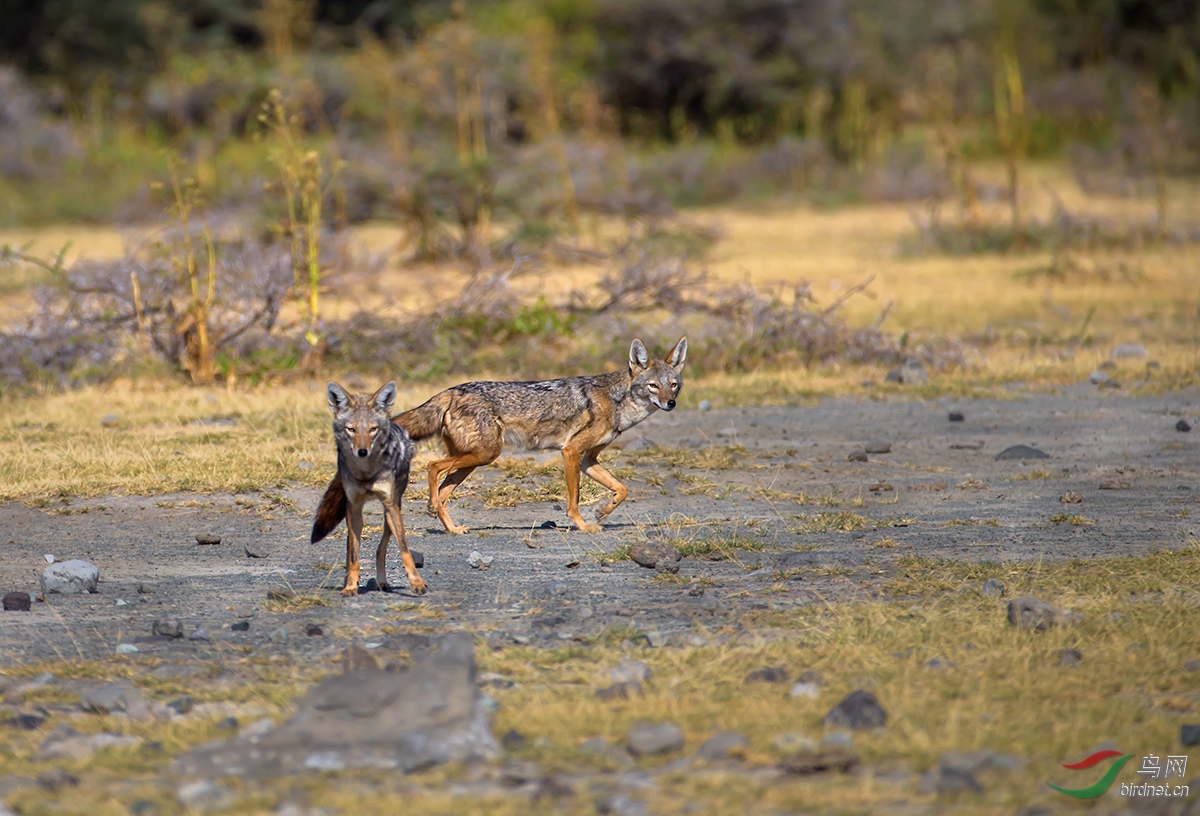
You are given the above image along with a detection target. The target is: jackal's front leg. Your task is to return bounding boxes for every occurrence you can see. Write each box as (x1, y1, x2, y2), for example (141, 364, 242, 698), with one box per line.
(375, 518, 392, 592)
(342, 503, 364, 596)
(563, 446, 602, 533)
(385, 501, 426, 594)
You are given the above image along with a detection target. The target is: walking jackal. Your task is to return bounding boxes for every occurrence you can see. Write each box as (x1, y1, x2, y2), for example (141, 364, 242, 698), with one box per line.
(311, 337, 687, 538)
(317, 381, 426, 596)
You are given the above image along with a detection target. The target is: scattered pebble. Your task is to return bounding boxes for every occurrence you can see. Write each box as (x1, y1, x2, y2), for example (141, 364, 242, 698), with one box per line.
(950, 440, 984, 449)
(745, 667, 789, 684)
(864, 440, 891, 454)
(1099, 479, 1130, 490)
(230, 621, 249, 632)
(1088, 370, 1111, 385)
(305, 624, 323, 637)
(1057, 648, 1083, 668)
(923, 657, 956, 670)
(166, 696, 193, 715)
(1059, 491, 1083, 504)
(3, 591, 31, 611)
(790, 682, 820, 700)
(886, 360, 928, 385)
(195, 533, 221, 546)
(297, 461, 315, 470)
(995, 445, 1049, 461)
(99, 414, 121, 428)
(244, 542, 271, 559)
(823, 689, 887, 731)
(42, 554, 54, 564)
(698, 400, 712, 411)
(188, 628, 210, 642)
(623, 437, 659, 452)
(1111, 343, 1148, 359)
(115, 643, 139, 654)
(867, 483, 893, 492)
(467, 551, 493, 570)
(846, 450, 868, 462)
(1007, 596, 1083, 631)
(695, 732, 749, 761)
(1181, 725, 1200, 747)
(626, 721, 684, 756)
(501, 729, 526, 750)
(176, 780, 234, 812)
(716, 427, 738, 438)
(772, 733, 816, 752)
(152, 617, 184, 638)
(948, 411, 965, 422)
(40, 560, 99, 594)
(136, 582, 156, 594)
(611, 658, 652, 685)
(628, 539, 681, 572)
(411, 550, 424, 569)
(1178, 419, 1192, 433)
(778, 746, 860, 775)
(1183, 659, 1200, 672)
(980, 578, 1005, 598)
(266, 588, 295, 601)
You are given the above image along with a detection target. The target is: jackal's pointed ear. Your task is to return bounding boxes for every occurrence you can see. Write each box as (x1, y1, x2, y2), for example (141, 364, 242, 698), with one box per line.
(666, 336, 688, 370)
(372, 381, 397, 414)
(629, 338, 650, 371)
(326, 382, 351, 415)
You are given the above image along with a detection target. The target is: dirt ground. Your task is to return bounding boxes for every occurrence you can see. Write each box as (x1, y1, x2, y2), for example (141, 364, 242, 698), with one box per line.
(1, 386, 1195, 666)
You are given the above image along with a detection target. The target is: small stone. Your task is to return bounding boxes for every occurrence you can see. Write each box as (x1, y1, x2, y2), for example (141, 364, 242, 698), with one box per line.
(80, 681, 143, 715)
(1181, 725, 1200, 747)
(128, 800, 160, 816)
(1177, 419, 1192, 433)
(798, 670, 824, 685)
(772, 733, 816, 752)
(995, 445, 1049, 461)
(136, 582, 155, 594)
(823, 689, 887, 731)
(1057, 648, 1083, 667)
(244, 542, 270, 559)
(948, 411, 965, 422)
(177, 780, 234, 812)
(153, 617, 184, 638)
(779, 747, 860, 775)
(886, 360, 928, 385)
(305, 623, 323, 637)
(43, 554, 54, 564)
(188, 628, 209, 641)
(467, 551, 493, 570)
(846, 450, 868, 462)
(864, 440, 891, 454)
(867, 482, 893, 492)
(230, 620, 249, 632)
(628, 539, 681, 571)
(266, 588, 295, 601)
(611, 658, 652, 685)
(501, 729, 527, 750)
(1112, 343, 1148, 359)
(745, 667, 789, 684)
(115, 598, 130, 607)
(626, 721, 685, 756)
(716, 427, 738, 438)
(923, 657, 956, 670)
(342, 644, 379, 672)
(1007, 596, 1083, 631)
(595, 681, 641, 701)
(643, 631, 667, 648)
(216, 716, 238, 731)
(549, 581, 568, 596)
(790, 682, 820, 699)
(1184, 659, 1200, 672)
(1088, 370, 1111, 385)
(698, 400, 713, 411)
(36, 768, 78, 792)
(411, 550, 424, 569)
(1098, 360, 1118, 371)
(1059, 491, 1083, 504)
(297, 461, 315, 470)
(115, 643, 139, 654)
(40, 560, 99, 594)
(3, 592, 31, 611)
(1099, 479, 1130, 490)
(980, 578, 1005, 598)
(695, 732, 748, 761)
(100, 414, 121, 428)
(196, 533, 220, 546)
(166, 696, 193, 715)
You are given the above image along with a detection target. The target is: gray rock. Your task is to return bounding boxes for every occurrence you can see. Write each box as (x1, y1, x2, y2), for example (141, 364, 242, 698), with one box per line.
(35, 768, 77, 792)
(823, 690, 887, 731)
(745, 667, 789, 684)
(820, 731, 854, 750)
(172, 634, 497, 779)
(548, 581, 568, 596)
(166, 696, 193, 715)
(1178, 419, 1192, 433)
(698, 400, 713, 412)
(1181, 725, 1200, 747)
(136, 582, 156, 594)
(37, 727, 140, 761)
(40, 560, 99, 594)
(99, 414, 121, 428)
(864, 440, 892, 454)
(1007, 596, 1084, 631)
(846, 450, 868, 462)
(1057, 648, 1082, 668)
(628, 539, 682, 572)
(948, 411, 965, 422)
(1183, 660, 1200, 672)
(610, 658, 652, 685)
(790, 682, 820, 700)
(1088, 370, 1111, 385)
(923, 658, 956, 670)
(695, 732, 748, 761)
(773, 733, 817, 752)
(244, 542, 271, 559)
(3, 592, 31, 611)
(625, 721, 684, 756)
(995, 445, 1049, 461)
(115, 643, 139, 654)
(1112, 343, 1148, 359)
(779, 747, 860, 775)
(597, 795, 647, 816)
(886, 360, 928, 385)
(153, 617, 184, 638)
(980, 578, 1005, 598)
(80, 681, 148, 716)
(467, 551, 493, 570)
(176, 781, 234, 813)
(297, 461, 315, 471)
(595, 682, 641, 701)
(929, 750, 1025, 794)
(195, 533, 220, 545)
(188, 628, 210, 642)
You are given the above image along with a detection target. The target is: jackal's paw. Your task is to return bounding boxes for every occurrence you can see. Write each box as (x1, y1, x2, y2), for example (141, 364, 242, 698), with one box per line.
(443, 522, 469, 535)
(377, 581, 392, 592)
(576, 521, 603, 533)
(594, 504, 616, 522)
(409, 578, 428, 595)
(425, 503, 438, 517)
(340, 585, 359, 597)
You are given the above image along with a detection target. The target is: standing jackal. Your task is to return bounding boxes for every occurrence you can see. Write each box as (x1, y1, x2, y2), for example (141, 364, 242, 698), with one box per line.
(311, 337, 687, 537)
(317, 381, 426, 596)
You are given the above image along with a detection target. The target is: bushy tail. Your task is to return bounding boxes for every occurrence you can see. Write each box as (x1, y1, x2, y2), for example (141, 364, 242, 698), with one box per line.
(311, 475, 348, 544)
(393, 391, 451, 441)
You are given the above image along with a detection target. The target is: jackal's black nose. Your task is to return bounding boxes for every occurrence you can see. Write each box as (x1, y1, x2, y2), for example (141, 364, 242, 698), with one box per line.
(356, 448, 368, 457)
(665, 399, 676, 410)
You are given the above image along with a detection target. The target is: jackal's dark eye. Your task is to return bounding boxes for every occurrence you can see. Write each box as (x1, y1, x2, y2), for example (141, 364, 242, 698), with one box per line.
(369, 425, 378, 435)
(345, 426, 356, 434)
(647, 383, 659, 390)
(670, 381, 678, 389)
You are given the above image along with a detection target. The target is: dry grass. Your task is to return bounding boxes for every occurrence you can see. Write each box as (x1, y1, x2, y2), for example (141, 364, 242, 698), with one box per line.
(2, 547, 1196, 815)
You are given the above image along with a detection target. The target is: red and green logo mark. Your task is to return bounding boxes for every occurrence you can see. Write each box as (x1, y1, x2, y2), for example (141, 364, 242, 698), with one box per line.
(1047, 750, 1135, 799)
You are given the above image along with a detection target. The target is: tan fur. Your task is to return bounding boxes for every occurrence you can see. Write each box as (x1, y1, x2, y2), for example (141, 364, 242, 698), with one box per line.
(312, 337, 687, 535)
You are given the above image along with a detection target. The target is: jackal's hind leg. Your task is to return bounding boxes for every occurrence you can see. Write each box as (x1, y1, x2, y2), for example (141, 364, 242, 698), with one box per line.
(342, 503, 364, 596)
(385, 500, 426, 594)
(375, 517, 392, 592)
(563, 445, 602, 533)
(584, 449, 628, 522)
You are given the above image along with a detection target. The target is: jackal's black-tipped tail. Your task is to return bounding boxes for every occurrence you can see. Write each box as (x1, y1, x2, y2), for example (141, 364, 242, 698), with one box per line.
(393, 391, 451, 441)
(311, 475, 348, 543)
